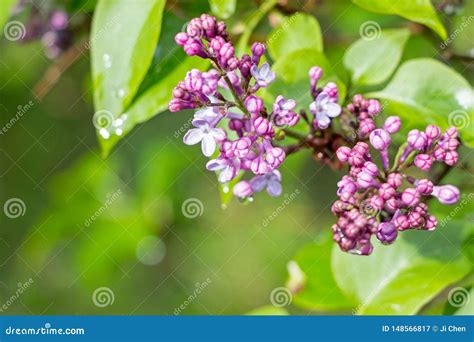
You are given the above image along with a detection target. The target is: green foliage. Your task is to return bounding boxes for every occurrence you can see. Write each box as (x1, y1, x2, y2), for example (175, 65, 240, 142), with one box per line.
(331, 221, 471, 315)
(209, 0, 236, 19)
(344, 28, 410, 87)
(0, 0, 17, 33)
(351, 0, 446, 39)
(265, 48, 346, 110)
(267, 13, 323, 61)
(368, 59, 474, 147)
(290, 237, 356, 311)
(449, 0, 474, 58)
(246, 306, 288, 315)
(91, 0, 166, 155)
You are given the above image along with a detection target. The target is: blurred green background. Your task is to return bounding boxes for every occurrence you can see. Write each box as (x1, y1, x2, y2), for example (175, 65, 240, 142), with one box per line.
(0, 0, 472, 315)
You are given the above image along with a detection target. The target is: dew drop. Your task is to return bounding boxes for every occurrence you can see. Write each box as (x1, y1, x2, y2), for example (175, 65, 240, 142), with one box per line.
(99, 128, 110, 139)
(103, 54, 112, 69)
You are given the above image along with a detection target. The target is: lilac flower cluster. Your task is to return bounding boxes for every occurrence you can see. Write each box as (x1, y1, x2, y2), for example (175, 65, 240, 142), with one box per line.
(346, 94, 382, 138)
(19, 8, 72, 59)
(170, 14, 293, 198)
(332, 118, 461, 255)
(308, 67, 342, 129)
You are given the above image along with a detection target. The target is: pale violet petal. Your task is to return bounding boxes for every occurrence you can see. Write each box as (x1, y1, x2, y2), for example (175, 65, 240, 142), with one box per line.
(210, 128, 226, 141)
(315, 92, 329, 105)
(206, 159, 226, 171)
(267, 178, 282, 197)
(316, 113, 330, 129)
(250, 175, 267, 192)
(218, 166, 233, 183)
(183, 128, 204, 145)
(201, 134, 216, 157)
(325, 102, 342, 118)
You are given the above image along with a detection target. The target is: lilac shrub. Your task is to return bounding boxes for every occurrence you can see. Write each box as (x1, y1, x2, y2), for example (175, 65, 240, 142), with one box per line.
(169, 14, 462, 255)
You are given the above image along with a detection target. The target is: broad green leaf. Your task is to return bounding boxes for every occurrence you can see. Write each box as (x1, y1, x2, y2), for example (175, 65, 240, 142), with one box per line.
(449, 0, 474, 58)
(351, 0, 446, 39)
(267, 13, 323, 61)
(343, 28, 410, 86)
(332, 220, 471, 315)
(94, 13, 208, 156)
(246, 306, 288, 315)
(454, 288, 474, 315)
(98, 56, 209, 156)
(91, 0, 166, 117)
(236, 0, 278, 54)
(0, 0, 17, 34)
(209, 0, 236, 19)
(368, 59, 474, 148)
(265, 48, 346, 110)
(290, 238, 356, 311)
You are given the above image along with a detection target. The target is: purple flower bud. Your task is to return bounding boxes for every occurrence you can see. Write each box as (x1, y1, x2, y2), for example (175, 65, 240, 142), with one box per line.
(251, 42, 265, 63)
(322, 82, 338, 103)
(433, 147, 446, 161)
(425, 125, 440, 139)
(376, 222, 398, 245)
(336, 146, 351, 162)
(385, 197, 400, 213)
(253, 117, 274, 137)
(362, 161, 379, 176)
(233, 180, 253, 198)
(357, 171, 375, 188)
(358, 118, 375, 137)
(369, 195, 384, 211)
(408, 211, 424, 228)
(414, 154, 433, 171)
(175, 32, 189, 45)
(401, 188, 420, 207)
(367, 99, 381, 116)
(387, 173, 403, 188)
(431, 185, 460, 205)
(444, 150, 458, 166)
(308, 66, 323, 81)
(265, 147, 285, 168)
(416, 179, 434, 195)
(383, 116, 401, 134)
(245, 95, 264, 115)
(369, 129, 391, 150)
(425, 215, 437, 231)
(407, 129, 427, 150)
(379, 183, 395, 200)
(394, 214, 410, 230)
(353, 142, 370, 155)
(414, 202, 428, 215)
(49, 10, 68, 30)
(232, 137, 252, 158)
(446, 127, 458, 138)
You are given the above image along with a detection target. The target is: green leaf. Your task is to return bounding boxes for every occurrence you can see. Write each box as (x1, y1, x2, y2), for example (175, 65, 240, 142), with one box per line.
(290, 238, 356, 311)
(331, 221, 471, 315)
(0, 0, 17, 34)
(343, 28, 410, 86)
(351, 0, 446, 39)
(98, 56, 209, 156)
(209, 0, 236, 19)
(91, 0, 166, 117)
(246, 306, 288, 315)
(449, 0, 474, 58)
(236, 0, 278, 54)
(368, 59, 474, 148)
(267, 13, 323, 61)
(265, 48, 346, 110)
